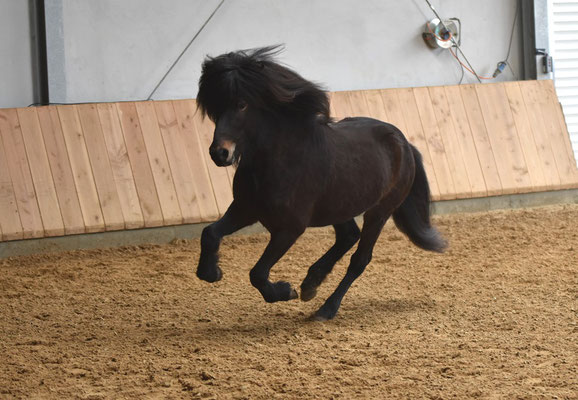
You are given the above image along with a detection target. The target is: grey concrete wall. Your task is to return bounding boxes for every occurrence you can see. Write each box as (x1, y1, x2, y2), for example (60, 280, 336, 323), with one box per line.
(44, 0, 523, 103)
(0, 0, 34, 108)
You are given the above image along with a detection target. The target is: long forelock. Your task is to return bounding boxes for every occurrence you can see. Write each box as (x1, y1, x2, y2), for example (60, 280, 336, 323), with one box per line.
(197, 46, 331, 123)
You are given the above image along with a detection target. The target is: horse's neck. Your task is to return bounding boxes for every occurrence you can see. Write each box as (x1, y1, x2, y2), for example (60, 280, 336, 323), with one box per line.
(240, 120, 327, 173)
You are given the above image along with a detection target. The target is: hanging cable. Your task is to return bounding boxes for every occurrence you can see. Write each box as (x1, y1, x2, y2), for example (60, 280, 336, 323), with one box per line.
(146, 0, 225, 100)
(493, 1, 519, 78)
(423, 0, 482, 83)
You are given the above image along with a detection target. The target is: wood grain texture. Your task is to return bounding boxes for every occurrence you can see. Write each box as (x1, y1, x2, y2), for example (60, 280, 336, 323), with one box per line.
(363, 91, 389, 122)
(17, 108, 65, 236)
(36, 106, 85, 235)
(57, 105, 105, 233)
(331, 91, 352, 120)
(116, 102, 164, 227)
(97, 103, 144, 229)
(135, 101, 183, 226)
(540, 80, 577, 169)
(395, 88, 441, 200)
(459, 85, 503, 196)
(77, 104, 125, 231)
(1, 81, 575, 242)
(443, 85, 488, 197)
(503, 82, 549, 191)
(0, 125, 23, 240)
(428, 86, 472, 199)
(154, 101, 202, 224)
(0, 108, 44, 238)
(172, 100, 220, 222)
(518, 82, 562, 189)
(412, 87, 456, 199)
(535, 80, 578, 188)
(476, 84, 533, 193)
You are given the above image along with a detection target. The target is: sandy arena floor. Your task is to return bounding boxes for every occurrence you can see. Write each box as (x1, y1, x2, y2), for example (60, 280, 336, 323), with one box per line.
(1, 205, 577, 399)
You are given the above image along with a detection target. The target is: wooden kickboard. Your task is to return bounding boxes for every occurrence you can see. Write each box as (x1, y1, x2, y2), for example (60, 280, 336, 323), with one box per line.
(1, 80, 577, 242)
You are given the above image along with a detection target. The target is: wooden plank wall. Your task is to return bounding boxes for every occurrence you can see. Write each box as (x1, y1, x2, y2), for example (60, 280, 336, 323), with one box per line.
(0, 80, 577, 242)
(331, 80, 578, 201)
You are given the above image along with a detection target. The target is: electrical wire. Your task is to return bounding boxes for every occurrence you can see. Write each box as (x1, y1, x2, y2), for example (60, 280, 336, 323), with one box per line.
(504, 1, 519, 64)
(455, 49, 465, 85)
(423, 0, 482, 83)
(449, 48, 494, 80)
(146, 0, 225, 100)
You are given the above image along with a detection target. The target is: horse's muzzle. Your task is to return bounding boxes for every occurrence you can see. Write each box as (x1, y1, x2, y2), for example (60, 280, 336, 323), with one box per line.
(209, 141, 235, 167)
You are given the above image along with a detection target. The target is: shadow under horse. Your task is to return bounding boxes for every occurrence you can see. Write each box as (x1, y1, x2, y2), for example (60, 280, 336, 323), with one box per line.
(195, 46, 447, 321)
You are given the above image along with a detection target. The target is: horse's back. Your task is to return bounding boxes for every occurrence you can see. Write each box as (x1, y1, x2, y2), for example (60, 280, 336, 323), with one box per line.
(308, 116, 413, 226)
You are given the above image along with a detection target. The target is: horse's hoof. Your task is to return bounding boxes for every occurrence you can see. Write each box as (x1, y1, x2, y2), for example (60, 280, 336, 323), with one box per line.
(310, 313, 329, 322)
(196, 266, 222, 283)
(312, 304, 337, 321)
(300, 286, 317, 302)
(289, 287, 298, 300)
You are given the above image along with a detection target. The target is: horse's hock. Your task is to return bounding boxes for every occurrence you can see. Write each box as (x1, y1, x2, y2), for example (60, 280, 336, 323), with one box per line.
(1, 80, 577, 254)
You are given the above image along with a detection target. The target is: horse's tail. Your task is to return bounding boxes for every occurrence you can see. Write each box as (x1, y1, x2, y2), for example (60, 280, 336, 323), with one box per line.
(392, 145, 447, 253)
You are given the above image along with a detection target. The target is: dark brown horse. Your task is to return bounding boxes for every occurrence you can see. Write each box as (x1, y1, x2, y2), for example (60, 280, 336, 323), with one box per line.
(195, 46, 446, 320)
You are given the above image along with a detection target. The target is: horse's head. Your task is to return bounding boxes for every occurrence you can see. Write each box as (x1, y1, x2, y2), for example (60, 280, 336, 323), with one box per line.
(207, 99, 248, 167)
(196, 45, 331, 167)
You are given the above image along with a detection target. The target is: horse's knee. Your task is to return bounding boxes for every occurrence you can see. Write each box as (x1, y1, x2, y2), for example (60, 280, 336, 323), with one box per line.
(349, 252, 372, 275)
(336, 223, 360, 248)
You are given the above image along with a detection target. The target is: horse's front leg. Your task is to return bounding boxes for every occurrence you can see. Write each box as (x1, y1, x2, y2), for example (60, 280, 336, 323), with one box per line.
(249, 229, 303, 303)
(197, 201, 256, 283)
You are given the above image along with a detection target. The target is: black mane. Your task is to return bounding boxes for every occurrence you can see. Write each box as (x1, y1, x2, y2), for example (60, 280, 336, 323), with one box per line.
(196, 45, 331, 124)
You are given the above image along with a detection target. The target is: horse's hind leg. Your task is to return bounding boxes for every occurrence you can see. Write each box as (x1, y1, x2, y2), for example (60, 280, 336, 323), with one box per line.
(300, 219, 360, 301)
(313, 208, 390, 321)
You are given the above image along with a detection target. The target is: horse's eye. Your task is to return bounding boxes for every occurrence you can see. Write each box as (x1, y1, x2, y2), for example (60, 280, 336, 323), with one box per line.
(238, 101, 248, 112)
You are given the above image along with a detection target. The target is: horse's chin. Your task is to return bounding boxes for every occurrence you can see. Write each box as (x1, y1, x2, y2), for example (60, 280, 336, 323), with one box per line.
(214, 160, 233, 167)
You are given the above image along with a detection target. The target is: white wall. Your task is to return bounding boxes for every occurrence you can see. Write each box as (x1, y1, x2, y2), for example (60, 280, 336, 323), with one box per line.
(0, 0, 34, 108)
(45, 0, 522, 104)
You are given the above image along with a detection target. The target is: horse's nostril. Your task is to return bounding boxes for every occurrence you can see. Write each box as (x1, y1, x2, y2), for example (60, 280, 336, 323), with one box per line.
(219, 148, 229, 160)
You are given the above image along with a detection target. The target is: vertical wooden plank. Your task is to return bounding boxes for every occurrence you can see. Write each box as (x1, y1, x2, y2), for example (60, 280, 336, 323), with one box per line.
(476, 84, 533, 193)
(537, 80, 578, 187)
(17, 108, 65, 236)
(135, 101, 183, 225)
(331, 91, 352, 120)
(540, 79, 577, 168)
(459, 85, 503, 196)
(0, 131, 23, 241)
(346, 91, 369, 117)
(379, 89, 408, 134)
(395, 88, 441, 200)
(154, 101, 202, 224)
(77, 104, 125, 231)
(97, 103, 145, 230)
(412, 87, 456, 199)
(443, 86, 488, 197)
(503, 82, 549, 191)
(172, 100, 220, 222)
(191, 101, 233, 216)
(517, 82, 562, 189)
(37, 106, 85, 235)
(328, 92, 338, 120)
(0, 108, 44, 238)
(428, 86, 473, 199)
(363, 90, 389, 122)
(57, 105, 105, 233)
(116, 102, 164, 227)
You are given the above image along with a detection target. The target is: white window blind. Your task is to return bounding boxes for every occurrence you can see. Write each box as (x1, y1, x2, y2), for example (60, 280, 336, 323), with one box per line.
(549, 0, 578, 165)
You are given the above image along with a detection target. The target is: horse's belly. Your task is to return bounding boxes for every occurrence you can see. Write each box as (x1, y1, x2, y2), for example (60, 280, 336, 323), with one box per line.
(309, 179, 386, 227)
